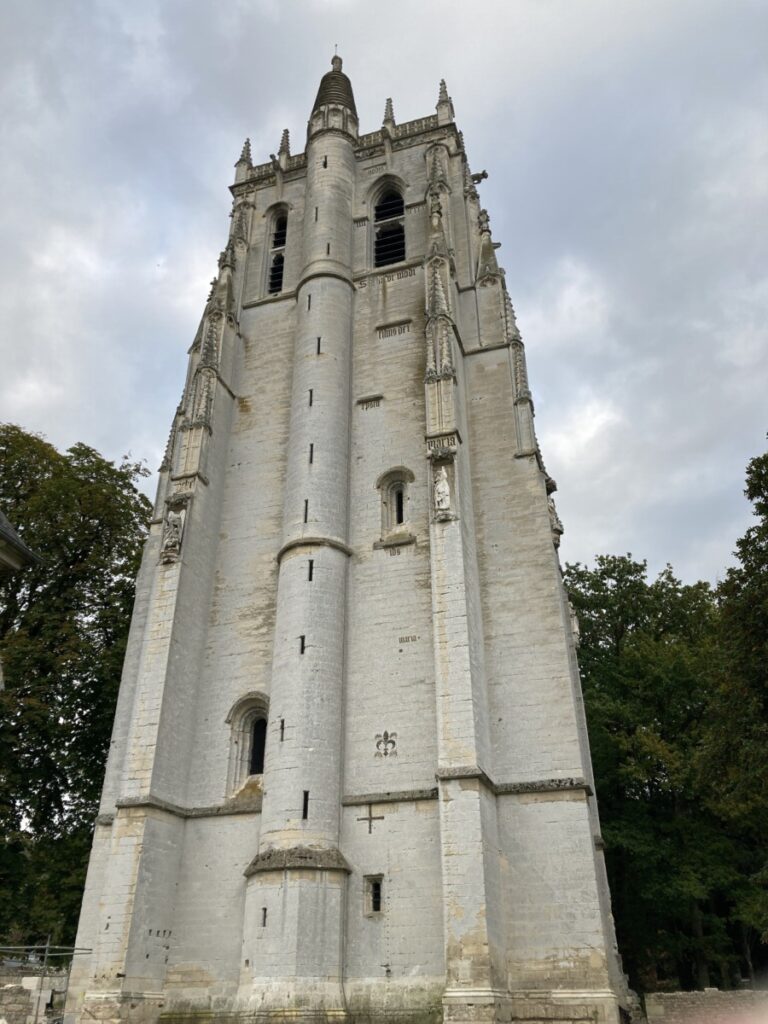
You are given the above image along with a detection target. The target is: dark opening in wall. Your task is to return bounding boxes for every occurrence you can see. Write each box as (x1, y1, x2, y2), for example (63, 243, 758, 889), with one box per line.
(375, 223, 405, 267)
(308, 559, 314, 581)
(375, 191, 404, 221)
(268, 254, 284, 293)
(365, 875, 383, 914)
(299, 635, 306, 654)
(249, 717, 267, 775)
(273, 215, 287, 248)
(279, 719, 285, 741)
(302, 791, 309, 819)
(261, 907, 267, 927)
(316, 336, 322, 354)
(308, 388, 313, 406)
(303, 499, 308, 523)
(395, 487, 404, 525)
(309, 443, 314, 464)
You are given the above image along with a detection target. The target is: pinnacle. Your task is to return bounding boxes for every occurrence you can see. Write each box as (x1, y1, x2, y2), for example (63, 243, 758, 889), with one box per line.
(383, 97, 395, 125)
(429, 263, 450, 319)
(279, 128, 290, 156)
(238, 138, 252, 164)
(438, 79, 449, 104)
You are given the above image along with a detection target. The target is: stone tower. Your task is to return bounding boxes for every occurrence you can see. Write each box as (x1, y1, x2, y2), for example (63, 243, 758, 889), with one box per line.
(66, 58, 627, 1024)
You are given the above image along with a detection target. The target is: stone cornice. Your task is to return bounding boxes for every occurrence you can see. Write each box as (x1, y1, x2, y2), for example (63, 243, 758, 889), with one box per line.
(276, 535, 353, 564)
(244, 845, 351, 877)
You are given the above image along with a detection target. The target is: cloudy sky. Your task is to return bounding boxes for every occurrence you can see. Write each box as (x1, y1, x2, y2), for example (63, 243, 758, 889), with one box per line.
(1, 0, 765, 584)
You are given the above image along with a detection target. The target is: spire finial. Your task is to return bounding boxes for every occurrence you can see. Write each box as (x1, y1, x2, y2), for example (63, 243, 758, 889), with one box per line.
(383, 97, 395, 128)
(238, 138, 252, 164)
(331, 53, 342, 72)
(436, 79, 455, 125)
(279, 128, 290, 156)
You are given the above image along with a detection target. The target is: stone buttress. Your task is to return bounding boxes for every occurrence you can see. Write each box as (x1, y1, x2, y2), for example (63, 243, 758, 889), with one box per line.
(66, 57, 629, 1024)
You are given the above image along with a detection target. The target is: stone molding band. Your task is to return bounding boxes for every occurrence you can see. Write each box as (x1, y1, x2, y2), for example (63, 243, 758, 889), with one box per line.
(108, 793, 262, 821)
(276, 535, 353, 564)
(244, 845, 351, 877)
(343, 776, 592, 806)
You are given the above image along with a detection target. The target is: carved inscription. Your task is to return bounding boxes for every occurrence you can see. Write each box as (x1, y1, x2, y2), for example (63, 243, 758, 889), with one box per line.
(388, 548, 401, 557)
(377, 321, 412, 339)
(357, 267, 417, 290)
(361, 399, 380, 410)
(427, 434, 458, 451)
(398, 635, 418, 644)
(364, 163, 387, 176)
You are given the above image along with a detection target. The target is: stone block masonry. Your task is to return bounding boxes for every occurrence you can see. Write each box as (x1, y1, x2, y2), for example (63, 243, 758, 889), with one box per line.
(66, 55, 629, 1024)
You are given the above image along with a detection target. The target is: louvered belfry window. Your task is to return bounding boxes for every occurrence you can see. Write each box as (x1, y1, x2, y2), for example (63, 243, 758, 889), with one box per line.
(374, 190, 405, 267)
(268, 212, 287, 293)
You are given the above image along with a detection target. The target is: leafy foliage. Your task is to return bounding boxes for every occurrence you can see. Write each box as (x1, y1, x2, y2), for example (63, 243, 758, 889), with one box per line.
(565, 456, 768, 993)
(0, 424, 151, 943)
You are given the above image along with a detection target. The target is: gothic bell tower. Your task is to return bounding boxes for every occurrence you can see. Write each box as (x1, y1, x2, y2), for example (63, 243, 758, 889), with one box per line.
(66, 56, 628, 1024)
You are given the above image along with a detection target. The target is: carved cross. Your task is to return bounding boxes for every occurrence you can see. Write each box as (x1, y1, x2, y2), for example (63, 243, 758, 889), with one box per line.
(356, 803, 384, 834)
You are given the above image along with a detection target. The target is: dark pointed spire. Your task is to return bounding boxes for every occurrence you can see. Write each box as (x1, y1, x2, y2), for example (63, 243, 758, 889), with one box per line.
(436, 79, 455, 125)
(279, 129, 290, 156)
(312, 54, 357, 116)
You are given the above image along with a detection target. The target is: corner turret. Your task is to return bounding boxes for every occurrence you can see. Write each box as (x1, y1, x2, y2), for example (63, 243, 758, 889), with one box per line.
(307, 54, 358, 141)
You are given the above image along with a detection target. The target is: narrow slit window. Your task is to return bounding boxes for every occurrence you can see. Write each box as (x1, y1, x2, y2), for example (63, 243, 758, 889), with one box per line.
(261, 907, 267, 927)
(279, 719, 285, 741)
(303, 499, 308, 523)
(308, 559, 314, 581)
(326, 243, 330, 255)
(268, 253, 284, 294)
(316, 337, 322, 354)
(307, 294, 312, 311)
(322, 156, 328, 168)
(308, 388, 313, 406)
(249, 717, 267, 775)
(302, 791, 309, 819)
(309, 443, 314, 464)
(299, 635, 306, 654)
(395, 487, 404, 525)
(314, 207, 318, 222)
(365, 875, 383, 914)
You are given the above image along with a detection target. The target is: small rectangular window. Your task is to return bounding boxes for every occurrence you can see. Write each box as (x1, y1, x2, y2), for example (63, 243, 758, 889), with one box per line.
(308, 559, 314, 581)
(279, 719, 285, 741)
(326, 243, 330, 255)
(299, 634, 306, 654)
(303, 498, 308, 523)
(302, 791, 309, 819)
(307, 294, 312, 311)
(365, 875, 383, 914)
(322, 156, 328, 168)
(316, 337, 321, 354)
(308, 388, 313, 406)
(309, 443, 314, 464)
(261, 907, 267, 927)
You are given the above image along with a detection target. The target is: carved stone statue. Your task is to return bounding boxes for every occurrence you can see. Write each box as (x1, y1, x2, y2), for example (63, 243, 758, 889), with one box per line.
(429, 190, 442, 225)
(568, 601, 581, 647)
(161, 507, 184, 562)
(548, 497, 564, 547)
(478, 208, 490, 233)
(434, 465, 451, 512)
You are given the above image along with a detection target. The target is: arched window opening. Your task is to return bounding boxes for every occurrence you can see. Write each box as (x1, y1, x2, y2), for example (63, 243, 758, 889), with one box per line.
(225, 691, 269, 795)
(272, 215, 287, 248)
(373, 188, 406, 268)
(249, 717, 267, 776)
(268, 254, 284, 294)
(376, 467, 415, 540)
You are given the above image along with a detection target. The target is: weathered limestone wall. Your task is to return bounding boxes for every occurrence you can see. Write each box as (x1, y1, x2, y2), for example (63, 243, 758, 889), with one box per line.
(68, 66, 626, 1024)
(645, 989, 768, 1023)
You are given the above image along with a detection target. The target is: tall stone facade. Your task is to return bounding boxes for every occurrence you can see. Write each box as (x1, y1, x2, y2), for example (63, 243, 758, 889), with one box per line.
(66, 58, 628, 1024)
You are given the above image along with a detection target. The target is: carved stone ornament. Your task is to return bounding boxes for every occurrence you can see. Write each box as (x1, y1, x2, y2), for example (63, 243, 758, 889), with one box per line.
(568, 600, 581, 648)
(160, 494, 190, 564)
(434, 465, 455, 522)
(375, 731, 397, 758)
(548, 496, 564, 547)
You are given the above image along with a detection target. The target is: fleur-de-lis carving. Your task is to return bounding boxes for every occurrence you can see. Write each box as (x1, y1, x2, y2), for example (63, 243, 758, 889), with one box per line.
(375, 731, 397, 758)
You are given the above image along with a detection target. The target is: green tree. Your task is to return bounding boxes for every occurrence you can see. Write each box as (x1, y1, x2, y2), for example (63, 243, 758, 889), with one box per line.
(565, 554, 765, 992)
(0, 424, 151, 944)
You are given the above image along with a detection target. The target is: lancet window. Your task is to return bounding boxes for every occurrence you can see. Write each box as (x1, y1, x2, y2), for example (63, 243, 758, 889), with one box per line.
(226, 692, 269, 794)
(373, 189, 406, 267)
(376, 467, 415, 538)
(267, 209, 288, 294)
